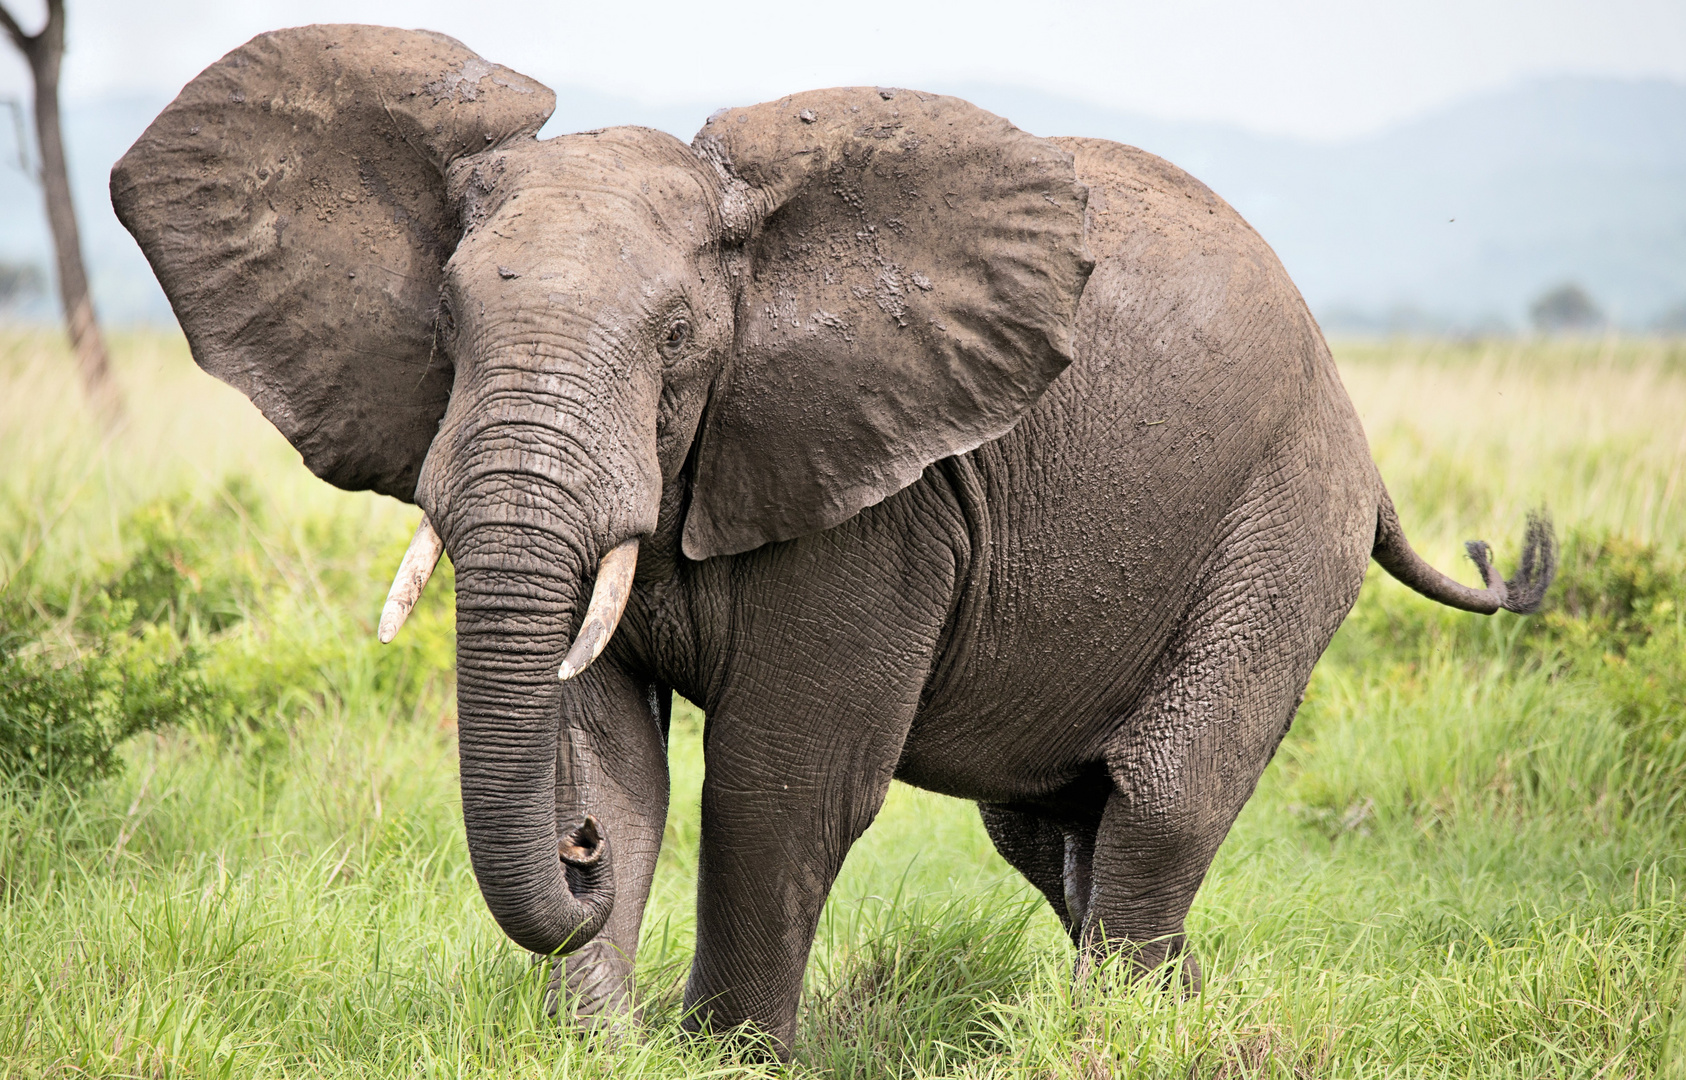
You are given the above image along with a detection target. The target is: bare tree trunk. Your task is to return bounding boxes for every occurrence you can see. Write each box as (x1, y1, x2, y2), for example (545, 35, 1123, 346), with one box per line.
(2, 0, 121, 424)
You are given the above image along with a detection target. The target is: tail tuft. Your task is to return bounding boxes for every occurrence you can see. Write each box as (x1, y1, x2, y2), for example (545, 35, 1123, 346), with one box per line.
(1499, 511, 1556, 614)
(1376, 490, 1557, 617)
(1463, 539, 1500, 592)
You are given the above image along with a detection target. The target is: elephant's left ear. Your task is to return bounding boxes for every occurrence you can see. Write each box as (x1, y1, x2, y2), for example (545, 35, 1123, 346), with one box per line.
(681, 88, 1092, 560)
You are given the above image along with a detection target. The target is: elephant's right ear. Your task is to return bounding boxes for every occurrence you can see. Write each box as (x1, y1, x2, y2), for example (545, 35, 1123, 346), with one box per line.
(111, 24, 554, 501)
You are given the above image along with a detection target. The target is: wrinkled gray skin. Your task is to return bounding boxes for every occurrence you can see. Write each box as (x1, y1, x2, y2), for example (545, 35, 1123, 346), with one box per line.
(113, 26, 1554, 1060)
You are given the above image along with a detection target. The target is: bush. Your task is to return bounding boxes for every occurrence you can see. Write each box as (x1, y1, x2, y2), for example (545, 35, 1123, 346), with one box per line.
(90, 478, 258, 636)
(0, 483, 261, 791)
(1525, 531, 1681, 656)
(0, 477, 460, 793)
(0, 594, 215, 791)
(1513, 533, 1686, 804)
(1296, 526, 1686, 829)
(1334, 526, 1682, 669)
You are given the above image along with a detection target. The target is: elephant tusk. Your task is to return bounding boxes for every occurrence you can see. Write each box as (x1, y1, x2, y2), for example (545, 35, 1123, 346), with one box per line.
(558, 538, 639, 682)
(378, 515, 444, 644)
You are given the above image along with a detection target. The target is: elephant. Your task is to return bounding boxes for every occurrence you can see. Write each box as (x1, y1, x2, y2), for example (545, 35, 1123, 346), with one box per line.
(112, 25, 1555, 1058)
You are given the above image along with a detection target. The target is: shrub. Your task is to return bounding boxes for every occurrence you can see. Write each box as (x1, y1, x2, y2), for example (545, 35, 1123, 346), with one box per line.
(0, 483, 261, 791)
(1333, 527, 1682, 670)
(0, 476, 462, 793)
(1524, 530, 1682, 657)
(1515, 533, 1686, 805)
(93, 478, 258, 635)
(0, 594, 215, 791)
(1298, 527, 1686, 829)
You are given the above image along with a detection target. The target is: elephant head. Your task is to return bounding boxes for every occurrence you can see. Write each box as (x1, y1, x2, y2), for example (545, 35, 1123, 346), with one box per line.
(113, 25, 1092, 958)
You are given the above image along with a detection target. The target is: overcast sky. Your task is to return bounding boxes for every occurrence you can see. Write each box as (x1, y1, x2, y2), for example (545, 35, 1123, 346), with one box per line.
(1, 0, 1682, 141)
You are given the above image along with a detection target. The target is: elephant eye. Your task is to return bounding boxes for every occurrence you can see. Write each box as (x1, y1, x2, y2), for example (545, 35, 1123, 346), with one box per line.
(661, 317, 691, 357)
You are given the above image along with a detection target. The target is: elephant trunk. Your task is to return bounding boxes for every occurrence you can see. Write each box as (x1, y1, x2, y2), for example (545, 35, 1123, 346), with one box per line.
(413, 302, 662, 958)
(451, 531, 617, 955)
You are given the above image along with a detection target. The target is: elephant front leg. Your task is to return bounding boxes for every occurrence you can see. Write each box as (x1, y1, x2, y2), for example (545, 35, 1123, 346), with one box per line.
(549, 666, 671, 1027)
(676, 507, 956, 1057)
(681, 704, 911, 1056)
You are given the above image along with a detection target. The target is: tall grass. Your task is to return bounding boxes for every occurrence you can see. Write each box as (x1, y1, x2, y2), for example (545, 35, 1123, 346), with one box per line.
(1, 330, 1683, 1077)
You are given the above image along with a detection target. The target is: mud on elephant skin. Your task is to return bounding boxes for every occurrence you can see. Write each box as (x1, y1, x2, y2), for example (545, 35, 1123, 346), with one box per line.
(112, 24, 1556, 1060)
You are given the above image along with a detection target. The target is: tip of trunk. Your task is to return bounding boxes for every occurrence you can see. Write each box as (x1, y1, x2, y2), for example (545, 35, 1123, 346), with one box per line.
(559, 814, 607, 867)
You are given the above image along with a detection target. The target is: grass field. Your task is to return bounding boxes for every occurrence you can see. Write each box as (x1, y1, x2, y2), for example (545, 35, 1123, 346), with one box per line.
(1, 329, 1684, 1078)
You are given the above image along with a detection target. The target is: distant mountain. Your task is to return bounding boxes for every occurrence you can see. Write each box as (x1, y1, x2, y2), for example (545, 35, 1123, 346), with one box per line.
(2, 76, 1682, 330)
(946, 77, 1686, 332)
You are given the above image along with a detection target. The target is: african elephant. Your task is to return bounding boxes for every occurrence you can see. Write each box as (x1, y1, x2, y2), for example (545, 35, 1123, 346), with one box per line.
(112, 25, 1554, 1058)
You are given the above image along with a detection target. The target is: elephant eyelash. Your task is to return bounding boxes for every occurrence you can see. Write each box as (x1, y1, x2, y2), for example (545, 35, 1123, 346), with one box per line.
(660, 317, 692, 357)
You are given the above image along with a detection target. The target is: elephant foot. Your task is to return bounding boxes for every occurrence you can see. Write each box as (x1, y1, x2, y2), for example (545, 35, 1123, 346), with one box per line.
(1072, 934, 1202, 997)
(677, 1008, 791, 1063)
(546, 941, 635, 1033)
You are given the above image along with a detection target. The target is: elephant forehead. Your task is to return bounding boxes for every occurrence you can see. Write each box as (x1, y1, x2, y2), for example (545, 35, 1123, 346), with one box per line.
(450, 129, 717, 246)
(447, 212, 696, 317)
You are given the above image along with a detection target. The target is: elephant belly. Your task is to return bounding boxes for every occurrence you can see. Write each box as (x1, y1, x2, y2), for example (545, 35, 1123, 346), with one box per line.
(895, 221, 1325, 802)
(895, 379, 1269, 803)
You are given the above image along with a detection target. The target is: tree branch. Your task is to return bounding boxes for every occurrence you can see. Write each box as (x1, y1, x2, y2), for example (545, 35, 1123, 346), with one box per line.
(0, 3, 32, 53)
(1, 0, 118, 421)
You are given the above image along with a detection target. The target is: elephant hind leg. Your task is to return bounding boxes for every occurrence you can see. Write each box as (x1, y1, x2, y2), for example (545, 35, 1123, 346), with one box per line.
(979, 800, 1103, 945)
(1083, 476, 1371, 988)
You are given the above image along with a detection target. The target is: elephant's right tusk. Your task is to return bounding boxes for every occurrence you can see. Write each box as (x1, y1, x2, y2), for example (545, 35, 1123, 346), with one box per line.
(378, 515, 444, 644)
(558, 538, 639, 682)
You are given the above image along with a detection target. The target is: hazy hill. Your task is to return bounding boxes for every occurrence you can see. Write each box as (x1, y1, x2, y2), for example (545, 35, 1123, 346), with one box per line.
(1, 76, 1681, 330)
(952, 77, 1686, 332)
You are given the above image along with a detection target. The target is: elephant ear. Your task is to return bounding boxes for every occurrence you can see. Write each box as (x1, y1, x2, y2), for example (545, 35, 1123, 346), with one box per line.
(111, 25, 554, 501)
(681, 88, 1092, 559)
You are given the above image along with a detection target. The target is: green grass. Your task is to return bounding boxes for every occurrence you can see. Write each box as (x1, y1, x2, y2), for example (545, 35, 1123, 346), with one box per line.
(1, 329, 1684, 1077)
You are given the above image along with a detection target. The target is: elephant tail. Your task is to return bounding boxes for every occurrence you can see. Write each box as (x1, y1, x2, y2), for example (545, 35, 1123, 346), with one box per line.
(1371, 490, 1556, 615)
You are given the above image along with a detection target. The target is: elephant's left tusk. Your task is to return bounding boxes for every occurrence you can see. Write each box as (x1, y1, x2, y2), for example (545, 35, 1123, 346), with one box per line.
(378, 515, 444, 644)
(558, 538, 639, 682)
